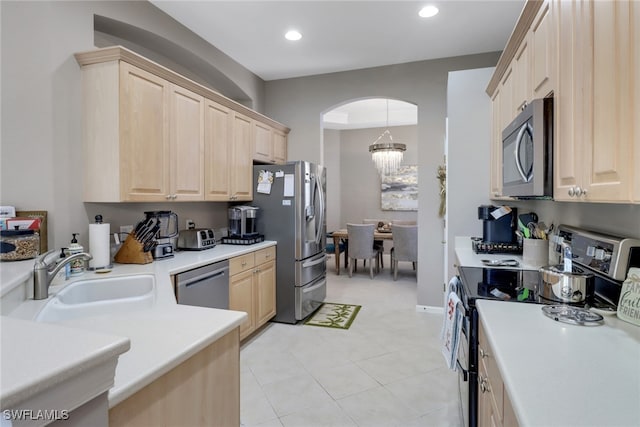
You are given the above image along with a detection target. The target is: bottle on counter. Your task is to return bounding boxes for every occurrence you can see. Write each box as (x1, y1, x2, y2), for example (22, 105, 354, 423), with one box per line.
(55, 247, 70, 281)
(69, 233, 85, 276)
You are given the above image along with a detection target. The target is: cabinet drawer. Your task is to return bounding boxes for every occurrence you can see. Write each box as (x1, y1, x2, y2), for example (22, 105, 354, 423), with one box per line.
(478, 322, 504, 420)
(230, 253, 255, 275)
(255, 246, 276, 265)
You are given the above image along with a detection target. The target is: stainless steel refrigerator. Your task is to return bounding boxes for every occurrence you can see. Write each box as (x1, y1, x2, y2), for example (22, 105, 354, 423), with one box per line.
(252, 161, 326, 323)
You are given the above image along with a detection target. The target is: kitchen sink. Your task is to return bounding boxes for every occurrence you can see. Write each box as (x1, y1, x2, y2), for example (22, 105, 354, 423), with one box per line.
(36, 274, 156, 323)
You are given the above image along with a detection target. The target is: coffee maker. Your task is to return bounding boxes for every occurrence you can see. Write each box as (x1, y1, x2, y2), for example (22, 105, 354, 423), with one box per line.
(474, 205, 520, 254)
(144, 210, 178, 259)
(228, 206, 259, 238)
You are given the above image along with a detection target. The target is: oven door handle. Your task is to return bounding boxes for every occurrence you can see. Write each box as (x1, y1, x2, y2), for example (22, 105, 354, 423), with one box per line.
(456, 359, 468, 382)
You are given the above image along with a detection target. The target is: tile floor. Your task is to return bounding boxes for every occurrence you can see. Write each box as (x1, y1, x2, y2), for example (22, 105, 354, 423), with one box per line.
(240, 256, 462, 427)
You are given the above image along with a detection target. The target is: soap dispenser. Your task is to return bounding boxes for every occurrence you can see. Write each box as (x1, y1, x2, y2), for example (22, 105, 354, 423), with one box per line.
(69, 233, 85, 276)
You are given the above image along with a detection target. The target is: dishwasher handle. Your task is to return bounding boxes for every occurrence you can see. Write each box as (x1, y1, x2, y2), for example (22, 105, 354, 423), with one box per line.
(180, 268, 228, 288)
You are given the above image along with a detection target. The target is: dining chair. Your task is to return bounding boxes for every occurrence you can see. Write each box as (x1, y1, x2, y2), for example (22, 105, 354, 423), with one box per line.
(362, 219, 385, 269)
(390, 224, 418, 281)
(347, 223, 382, 279)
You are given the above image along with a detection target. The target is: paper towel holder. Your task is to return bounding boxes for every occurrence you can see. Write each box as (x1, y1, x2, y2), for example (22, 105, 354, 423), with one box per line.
(88, 214, 114, 271)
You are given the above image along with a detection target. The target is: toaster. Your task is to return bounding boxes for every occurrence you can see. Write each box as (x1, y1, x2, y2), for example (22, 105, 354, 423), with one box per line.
(177, 228, 216, 250)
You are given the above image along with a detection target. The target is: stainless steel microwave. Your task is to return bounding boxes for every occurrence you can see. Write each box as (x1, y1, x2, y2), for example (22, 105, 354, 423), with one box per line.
(501, 98, 553, 198)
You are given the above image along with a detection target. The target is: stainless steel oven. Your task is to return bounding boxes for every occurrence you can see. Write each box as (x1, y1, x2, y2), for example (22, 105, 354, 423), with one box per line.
(501, 98, 553, 198)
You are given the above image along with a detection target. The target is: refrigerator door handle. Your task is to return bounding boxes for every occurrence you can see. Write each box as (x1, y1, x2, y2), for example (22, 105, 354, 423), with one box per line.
(302, 254, 326, 268)
(302, 278, 326, 294)
(314, 169, 325, 245)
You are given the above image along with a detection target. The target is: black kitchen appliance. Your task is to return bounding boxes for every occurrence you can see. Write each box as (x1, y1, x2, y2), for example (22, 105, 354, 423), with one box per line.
(472, 205, 520, 254)
(455, 225, 640, 427)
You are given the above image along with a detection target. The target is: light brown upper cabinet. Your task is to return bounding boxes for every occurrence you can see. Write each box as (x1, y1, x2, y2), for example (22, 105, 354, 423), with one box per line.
(487, 0, 638, 203)
(75, 46, 289, 202)
(204, 100, 232, 201)
(253, 121, 288, 164)
(634, 1, 640, 202)
(81, 61, 204, 202)
(231, 113, 254, 201)
(555, 0, 633, 202)
(531, 0, 555, 99)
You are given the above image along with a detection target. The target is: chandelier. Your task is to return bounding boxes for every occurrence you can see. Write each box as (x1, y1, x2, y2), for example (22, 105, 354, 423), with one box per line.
(369, 100, 406, 176)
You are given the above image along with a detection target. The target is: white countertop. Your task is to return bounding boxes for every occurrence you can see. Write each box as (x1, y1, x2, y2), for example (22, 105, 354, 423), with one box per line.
(454, 236, 556, 270)
(0, 316, 130, 410)
(476, 299, 640, 426)
(2, 242, 274, 408)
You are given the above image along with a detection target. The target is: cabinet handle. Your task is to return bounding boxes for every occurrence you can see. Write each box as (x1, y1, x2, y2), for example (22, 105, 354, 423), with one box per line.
(568, 187, 575, 197)
(241, 261, 247, 267)
(265, 253, 271, 258)
(574, 186, 583, 197)
(478, 375, 488, 393)
(254, 268, 261, 273)
(165, 194, 172, 200)
(479, 348, 489, 359)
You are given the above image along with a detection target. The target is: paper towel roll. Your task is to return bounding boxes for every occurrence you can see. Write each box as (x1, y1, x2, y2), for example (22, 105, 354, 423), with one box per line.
(89, 223, 111, 269)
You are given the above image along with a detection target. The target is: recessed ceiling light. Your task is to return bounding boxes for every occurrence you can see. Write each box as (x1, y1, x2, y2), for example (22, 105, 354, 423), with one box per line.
(285, 30, 302, 41)
(419, 5, 439, 18)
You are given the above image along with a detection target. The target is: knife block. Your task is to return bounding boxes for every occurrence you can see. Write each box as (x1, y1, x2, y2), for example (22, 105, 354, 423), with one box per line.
(114, 233, 153, 264)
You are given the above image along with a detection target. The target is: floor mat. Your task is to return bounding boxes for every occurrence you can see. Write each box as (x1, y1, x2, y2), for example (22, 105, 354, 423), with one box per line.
(304, 302, 361, 329)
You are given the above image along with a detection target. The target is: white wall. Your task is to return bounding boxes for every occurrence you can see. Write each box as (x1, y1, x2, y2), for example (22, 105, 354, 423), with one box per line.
(446, 68, 494, 280)
(264, 53, 502, 307)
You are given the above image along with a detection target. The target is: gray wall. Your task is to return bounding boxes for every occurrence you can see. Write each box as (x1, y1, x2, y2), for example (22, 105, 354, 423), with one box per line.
(323, 129, 342, 232)
(446, 68, 494, 280)
(0, 1, 265, 250)
(336, 125, 418, 226)
(264, 53, 502, 307)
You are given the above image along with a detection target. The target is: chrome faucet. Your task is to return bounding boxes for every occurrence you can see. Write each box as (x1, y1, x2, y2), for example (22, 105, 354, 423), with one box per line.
(33, 249, 92, 300)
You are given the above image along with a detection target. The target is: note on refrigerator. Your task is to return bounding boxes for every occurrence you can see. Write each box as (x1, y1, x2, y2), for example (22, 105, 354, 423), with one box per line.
(283, 174, 294, 197)
(257, 170, 273, 194)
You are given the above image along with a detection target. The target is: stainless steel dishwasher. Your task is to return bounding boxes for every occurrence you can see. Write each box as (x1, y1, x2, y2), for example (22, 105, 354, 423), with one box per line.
(175, 259, 229, 309)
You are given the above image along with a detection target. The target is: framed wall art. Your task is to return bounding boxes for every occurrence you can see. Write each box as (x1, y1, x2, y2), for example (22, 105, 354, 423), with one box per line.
(381, 165, 418, 211)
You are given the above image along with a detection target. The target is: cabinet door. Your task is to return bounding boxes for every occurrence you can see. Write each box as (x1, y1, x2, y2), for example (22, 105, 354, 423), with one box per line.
(204, 100, 232, 201)
(231, 113, 253, 201)
(531, 0, 555, 98)
(513, 38, 531, 111)
(272, 129, 288, 164)
(499, 68, 515, 129)
(490, 89, 503, 199)
(583, 0, 632, 201)
(253, 121, 273, 163)
(119, 62, 170, 201)
(229, 269, 255, 339)
(254, 260, 276, 327)
(634, 0, 640, 202)
(170, 84, 204, 201)
(553, 0, 586, 201)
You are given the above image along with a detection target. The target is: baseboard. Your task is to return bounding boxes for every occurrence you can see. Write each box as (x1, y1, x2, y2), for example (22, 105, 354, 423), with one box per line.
(415, 305, 442, 314)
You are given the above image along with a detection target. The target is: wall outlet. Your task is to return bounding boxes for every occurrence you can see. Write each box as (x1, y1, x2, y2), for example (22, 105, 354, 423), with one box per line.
(120, 225, 134, 234)
(186, 219, 195, 230)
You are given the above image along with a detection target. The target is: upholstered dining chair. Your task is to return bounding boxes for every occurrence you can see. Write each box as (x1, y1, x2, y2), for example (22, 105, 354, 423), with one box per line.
(347, 223, 383, 279)
(390, 224, 418, 281)
(362, 219, 385, 269)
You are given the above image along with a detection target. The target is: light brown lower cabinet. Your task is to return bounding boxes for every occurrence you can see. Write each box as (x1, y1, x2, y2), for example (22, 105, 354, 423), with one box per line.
(229, 246, 277, 340)
(108, 328, 239, 427)
(478, 319, 519, 427)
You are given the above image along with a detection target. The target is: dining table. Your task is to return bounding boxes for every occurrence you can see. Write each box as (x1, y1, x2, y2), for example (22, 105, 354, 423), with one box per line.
(330, 228, 394, 275)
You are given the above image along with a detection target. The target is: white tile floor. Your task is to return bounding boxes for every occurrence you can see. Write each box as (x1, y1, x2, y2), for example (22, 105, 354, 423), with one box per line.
(240, 256, 462, 427)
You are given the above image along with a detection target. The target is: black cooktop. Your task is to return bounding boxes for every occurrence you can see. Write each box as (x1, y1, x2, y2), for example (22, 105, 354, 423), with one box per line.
(457, 266, 619, 311)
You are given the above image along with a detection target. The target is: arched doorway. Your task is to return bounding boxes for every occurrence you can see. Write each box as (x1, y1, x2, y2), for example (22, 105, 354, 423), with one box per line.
(320, 97, 418, 233)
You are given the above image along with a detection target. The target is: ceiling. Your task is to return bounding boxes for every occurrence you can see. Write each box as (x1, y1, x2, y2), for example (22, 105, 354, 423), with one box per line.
(150, 0, 525, 128)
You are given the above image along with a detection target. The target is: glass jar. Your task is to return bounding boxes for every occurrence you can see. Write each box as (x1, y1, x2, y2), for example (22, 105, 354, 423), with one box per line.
(0, 230, 40, 261)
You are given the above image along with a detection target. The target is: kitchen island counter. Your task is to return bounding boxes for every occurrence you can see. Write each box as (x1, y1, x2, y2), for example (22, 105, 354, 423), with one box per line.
(476, 299, 640, 426)
(4, 242, 275, 408)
